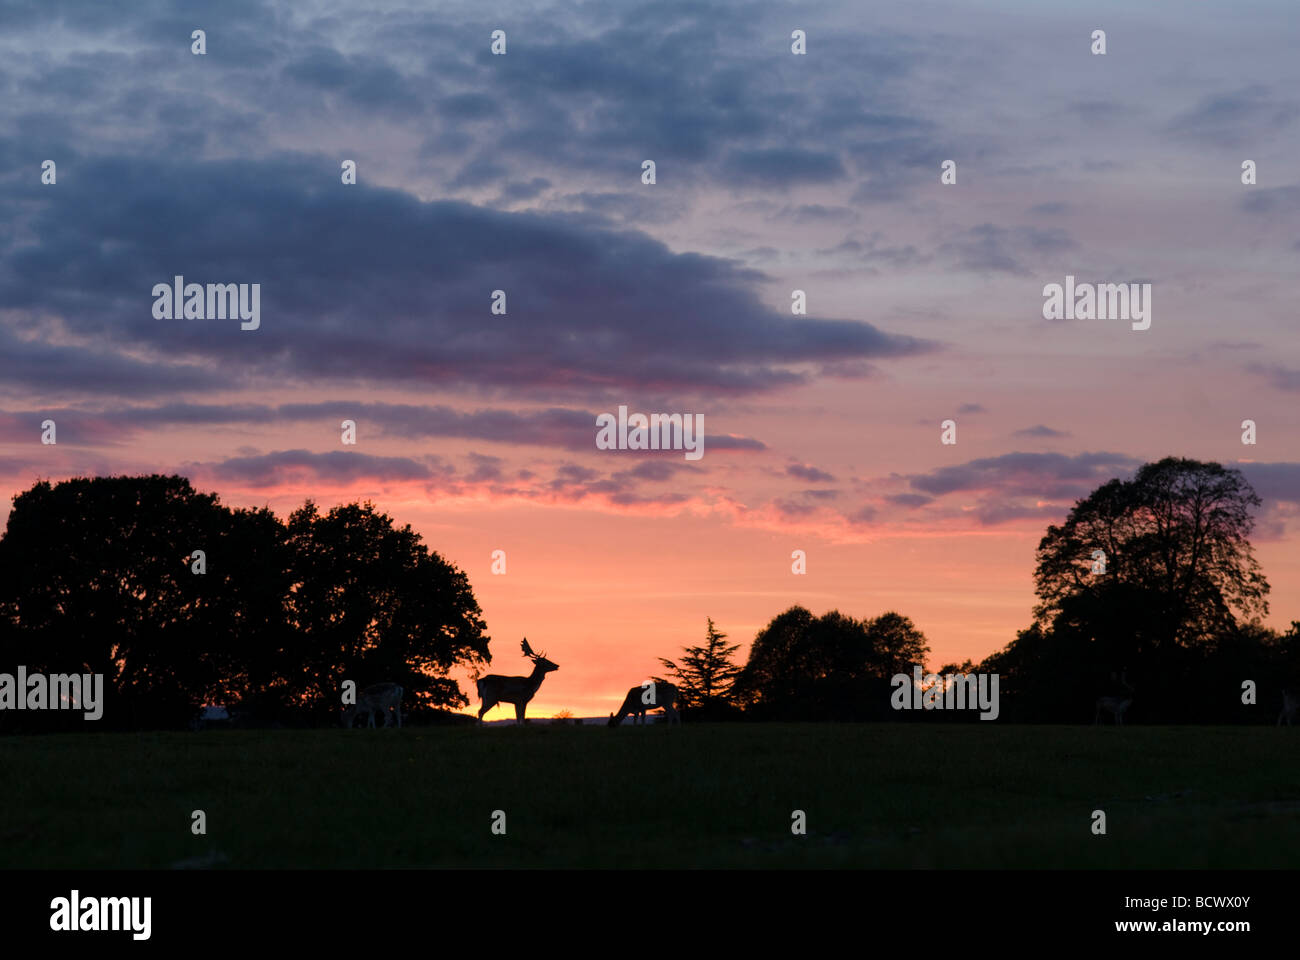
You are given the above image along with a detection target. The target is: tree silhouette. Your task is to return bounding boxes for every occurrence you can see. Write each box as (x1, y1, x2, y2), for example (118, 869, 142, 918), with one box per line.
(0, 476, 261, 727)
(1034, 457, 1268, 648)
(0, 476, 491, 729)
(658, 617, 742, 713)
(736, 606, 930, 720)
(283, 499, 490, 717)
(987, 456, 1273, 722)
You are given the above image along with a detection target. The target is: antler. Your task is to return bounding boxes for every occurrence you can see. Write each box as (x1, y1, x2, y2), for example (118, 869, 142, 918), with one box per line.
(522, 637, 537, 659)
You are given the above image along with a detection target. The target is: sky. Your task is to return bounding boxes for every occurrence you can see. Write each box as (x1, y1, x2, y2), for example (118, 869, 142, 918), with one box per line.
(1, 0, 1299, 718)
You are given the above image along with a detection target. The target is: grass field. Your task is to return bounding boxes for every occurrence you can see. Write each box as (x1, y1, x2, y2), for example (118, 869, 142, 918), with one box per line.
(3, 723, 1298, 869)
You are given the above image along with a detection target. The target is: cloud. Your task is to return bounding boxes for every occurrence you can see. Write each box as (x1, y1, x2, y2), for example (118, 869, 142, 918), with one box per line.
(1168, 86, 1299, 147)
(905, 451, 1141, 500)
(814, 234, 926, 270)
(0, 153, 937, 403)
(722, 148, 846, 187)
(1063, 100, 1133, 125)
(786, 463, 836, 483)
(1246, 363, 1300, 392)
(773, 497, 819, 518)
(801, 488, 840, 500)
(613, 461, 688, 482)
(1238, 461, 1300, 505)
(0, 400, 769, 454)
(1013, 425, 1069, 438)
(204, 449, 443, 487)
(884, 493, 933, 508)
(182, 448, 705, 514)
(938, 223, 1076, 276)
(1240, 185, 1300, 216)
(0, 326, 227, 399)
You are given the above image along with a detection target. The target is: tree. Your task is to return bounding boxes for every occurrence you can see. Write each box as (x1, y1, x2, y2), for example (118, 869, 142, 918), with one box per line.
(735, 607, 930, 720)
(659, 617, 743, 713)
(1033, 457, 1268, 649)
(0, 475, 273, 728)
(0, 476, 492, 729)
(988, 457, 1273, 722)
(283, 500, 491, 717)
(866, 612, 933, 677)
(732, 606, 814, 712)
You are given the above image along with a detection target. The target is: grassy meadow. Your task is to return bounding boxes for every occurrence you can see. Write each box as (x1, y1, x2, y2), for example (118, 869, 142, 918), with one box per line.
(2, 723, 1297, 869)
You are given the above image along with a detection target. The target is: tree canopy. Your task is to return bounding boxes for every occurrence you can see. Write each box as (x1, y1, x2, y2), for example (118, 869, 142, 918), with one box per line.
(1033, 457, 1268, 646)
(735, 607, 930, 720)
(986, 457, 1277, 721)
(0, 475, 490, 729)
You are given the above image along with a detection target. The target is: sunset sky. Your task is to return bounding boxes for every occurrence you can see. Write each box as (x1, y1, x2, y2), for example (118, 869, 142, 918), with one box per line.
(2, 0, 1299, 718)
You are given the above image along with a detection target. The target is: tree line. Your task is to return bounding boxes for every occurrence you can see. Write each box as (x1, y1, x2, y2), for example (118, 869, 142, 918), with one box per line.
(662, 458, 1300, 724)
(3, 458, 1298, 730)
(0, 476, 489, 730)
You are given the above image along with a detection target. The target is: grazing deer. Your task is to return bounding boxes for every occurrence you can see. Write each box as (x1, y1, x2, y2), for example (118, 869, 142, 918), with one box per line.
(342, 682, 403, 729)
(608, 679, 681, 727)
(1279, 689, 1299, 727)
(476, 639, 559, 724)
(1094, 670, 1134, 725)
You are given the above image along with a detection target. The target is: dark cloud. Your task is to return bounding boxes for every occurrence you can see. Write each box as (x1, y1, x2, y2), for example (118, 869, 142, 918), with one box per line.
(1013, 424, 1069, 438)
(0, 152, 936, 403)
(1168, 86, 1299, 147)
(1240, 185, 1300, 215)
(1246, 363, 1300, 392)
(497, 178, 551, 203)
(0, 326, 227, 399)
(786, 463, 836, 483)
(814, 235, 925, 270)
(0, 400, 769, 454)
(906, 452, 1141, 500)
(1238, 462, 1300, 505)
(613, 461, 686, 482)
(557, 191, 688, 226)
(846, 505, 876, 524)
(884, 492, 932, 508)
(464, 452, 504, 482)
(180, 446, 703, 508)
(783, 204, 858, 225)
(967, 500, 1067, 527)
(722, 148, 846, 187)
(773, 497, 818, 518)
(938, 224, 1077, 276)
(204, 449, 442, 487)
(801, 488, 840, 500)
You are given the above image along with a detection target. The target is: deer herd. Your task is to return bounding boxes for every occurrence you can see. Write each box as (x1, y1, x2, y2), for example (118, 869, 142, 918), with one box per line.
(336, 642, 1299, 730)
(340, 639, 680, 729)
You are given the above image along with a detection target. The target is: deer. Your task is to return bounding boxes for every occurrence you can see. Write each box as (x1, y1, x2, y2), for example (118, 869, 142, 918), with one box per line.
(476, 639, 559, 724)
(1279, 689, 1299, 727)
(341, 682, 403, 729)
(608, 679, 681, 727)
(1094, 670, 1134, 725)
